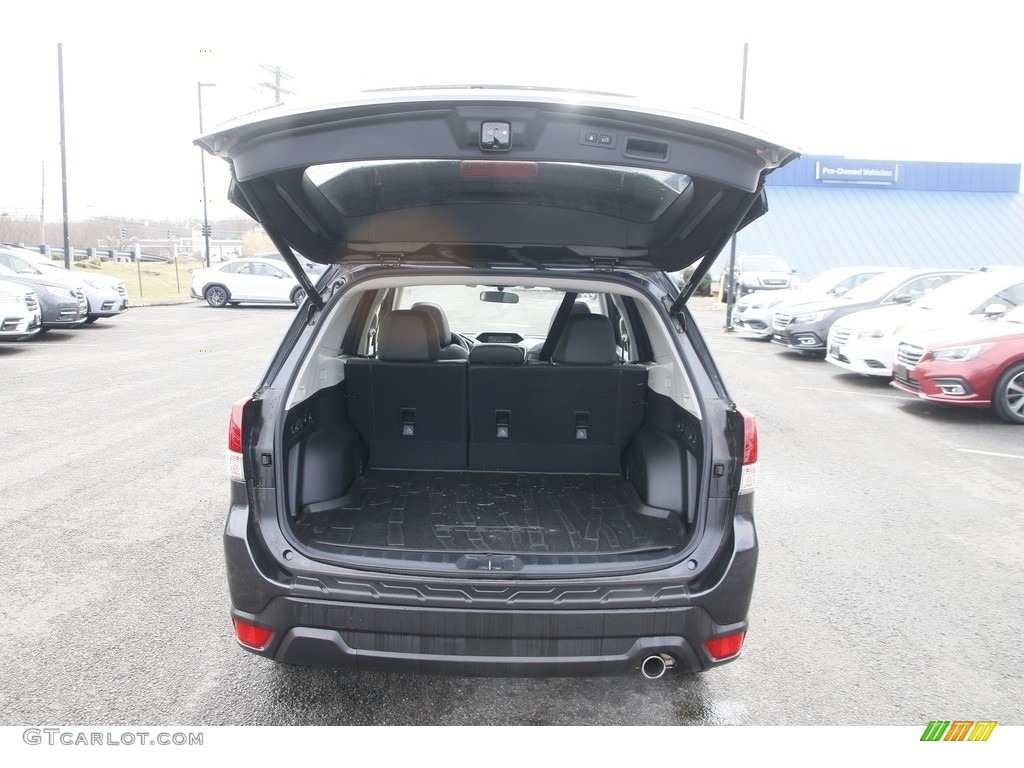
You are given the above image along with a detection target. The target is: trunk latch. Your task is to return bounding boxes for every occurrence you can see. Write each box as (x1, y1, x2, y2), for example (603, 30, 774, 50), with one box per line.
(456, 554, 524, 572)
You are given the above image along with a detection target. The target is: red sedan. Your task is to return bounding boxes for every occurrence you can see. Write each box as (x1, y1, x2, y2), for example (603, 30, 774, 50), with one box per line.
(892, 306, 1024, 424)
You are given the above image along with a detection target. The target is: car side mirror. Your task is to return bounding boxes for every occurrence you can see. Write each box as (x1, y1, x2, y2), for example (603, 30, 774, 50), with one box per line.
(983, 303, 1008, 316)
(891, 293, 913, 304)
(831, 286, 849, 297)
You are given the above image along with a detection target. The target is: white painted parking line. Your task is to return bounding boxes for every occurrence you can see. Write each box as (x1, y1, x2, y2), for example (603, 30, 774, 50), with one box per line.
(794, 385, 913, 401)
(956, 448, 1024, 460)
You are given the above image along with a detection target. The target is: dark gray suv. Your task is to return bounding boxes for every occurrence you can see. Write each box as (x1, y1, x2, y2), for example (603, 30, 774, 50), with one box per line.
(198, 87, 797, 677)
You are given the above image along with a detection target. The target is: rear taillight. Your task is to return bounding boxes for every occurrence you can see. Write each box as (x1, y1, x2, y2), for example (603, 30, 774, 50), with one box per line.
(232, 618, 273, 650)
(738, 409, 758, 494)
(704, 631, 745, 661)
(227, 397, 251, 481)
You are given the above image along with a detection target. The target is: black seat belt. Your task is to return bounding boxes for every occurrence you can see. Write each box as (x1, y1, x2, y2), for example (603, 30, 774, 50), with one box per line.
(538, 292, 578, 362)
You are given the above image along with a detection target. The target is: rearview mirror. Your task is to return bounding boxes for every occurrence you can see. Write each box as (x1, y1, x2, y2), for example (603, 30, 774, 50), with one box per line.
(983, 303, 1008, 316)
(480, 290, 519, 304)
(891, 293, 913, 304)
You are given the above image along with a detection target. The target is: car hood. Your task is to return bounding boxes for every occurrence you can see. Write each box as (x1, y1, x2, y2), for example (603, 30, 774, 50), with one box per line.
(834, 304, 918, 330)
(776, 296, 861, 315)
(36, 264, 120, 287)
(196, 87, 799, 277)
(903, 316, 1024, 349)
(0, 272, 82, 291)
(0, 278, 35, 296)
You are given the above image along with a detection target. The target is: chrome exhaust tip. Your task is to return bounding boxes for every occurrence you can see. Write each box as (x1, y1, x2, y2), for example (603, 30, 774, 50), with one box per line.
(641, 654, 675, 679)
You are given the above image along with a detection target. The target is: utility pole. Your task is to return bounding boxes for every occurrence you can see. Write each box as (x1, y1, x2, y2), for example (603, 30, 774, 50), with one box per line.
(40, 160, 45, 245)
(258, 64, 294, 104)
(724, 43, 749, 332)
(198, 81, 216, 268)
(58, 44, 71, 270)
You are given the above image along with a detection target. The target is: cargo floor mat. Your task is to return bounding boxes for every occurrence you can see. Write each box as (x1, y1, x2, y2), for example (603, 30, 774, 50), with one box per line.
(294, 469, 681, 554)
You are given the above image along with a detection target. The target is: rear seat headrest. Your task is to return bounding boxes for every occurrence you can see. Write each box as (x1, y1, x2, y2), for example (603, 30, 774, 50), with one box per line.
(552, 314, 618, 365)
(468, 344, 525, 365)
(411, 302, 454, 346)
(378, 310, 440, 361)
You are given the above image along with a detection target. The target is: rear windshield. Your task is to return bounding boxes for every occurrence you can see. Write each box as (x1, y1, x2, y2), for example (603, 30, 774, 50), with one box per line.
(305, 160, 691, 223)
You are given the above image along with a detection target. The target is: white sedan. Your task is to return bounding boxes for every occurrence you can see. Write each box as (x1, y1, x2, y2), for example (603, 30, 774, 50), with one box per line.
(190, 257, 308, 308)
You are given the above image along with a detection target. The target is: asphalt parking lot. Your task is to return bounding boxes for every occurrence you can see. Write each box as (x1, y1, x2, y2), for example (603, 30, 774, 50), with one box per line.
(1, 301, 1021, 726)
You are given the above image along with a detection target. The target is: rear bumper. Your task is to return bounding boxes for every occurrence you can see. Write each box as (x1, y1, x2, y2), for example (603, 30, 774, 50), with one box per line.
(235, 597, 743, 675)
(223, 497, 757, 676)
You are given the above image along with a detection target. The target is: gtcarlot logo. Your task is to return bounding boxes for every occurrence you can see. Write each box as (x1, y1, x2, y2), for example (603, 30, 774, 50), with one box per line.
(920, 720, 997, 742)
(23, 728, 203, 747)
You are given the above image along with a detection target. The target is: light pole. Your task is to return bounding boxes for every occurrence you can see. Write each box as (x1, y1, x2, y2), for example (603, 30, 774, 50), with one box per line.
(724, 43, 749, 331)
(198, 81, 216, 268)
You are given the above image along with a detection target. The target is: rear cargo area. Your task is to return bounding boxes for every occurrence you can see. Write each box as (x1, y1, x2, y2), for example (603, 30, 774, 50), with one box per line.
(294, 469, 682, 555)
(281, 310, 704, 564)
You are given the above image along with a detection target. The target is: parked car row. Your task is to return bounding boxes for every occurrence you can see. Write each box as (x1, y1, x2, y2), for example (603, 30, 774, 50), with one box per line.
(0, 245, 128, 342)
(734, 266, 1024, 424)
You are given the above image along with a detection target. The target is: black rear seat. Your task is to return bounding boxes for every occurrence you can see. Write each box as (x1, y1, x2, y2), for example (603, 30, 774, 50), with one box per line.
(468, 315, 647, 473)
(345, 312, 647, 474)
(345, 310, 468, 470)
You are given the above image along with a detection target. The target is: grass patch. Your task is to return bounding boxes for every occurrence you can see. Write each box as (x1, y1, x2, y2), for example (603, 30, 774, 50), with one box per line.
(69, 260, 204, 306)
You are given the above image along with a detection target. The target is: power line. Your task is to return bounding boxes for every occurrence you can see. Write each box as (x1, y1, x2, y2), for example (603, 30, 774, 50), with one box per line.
(258, 64, 294, 104)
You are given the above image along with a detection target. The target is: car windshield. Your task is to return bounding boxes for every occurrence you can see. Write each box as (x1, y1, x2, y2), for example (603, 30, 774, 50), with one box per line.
(738, 255, 789, 272)
(396, 285, 599, 338)
(0, 252, 44, 276)
(799, 268, 860, 293)
(911, 275, 1023, 312)
(842, 271, 918, 301)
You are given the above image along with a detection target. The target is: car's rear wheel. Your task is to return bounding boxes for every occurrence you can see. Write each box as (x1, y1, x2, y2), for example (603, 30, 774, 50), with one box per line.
(992, 362, 1024, 424)
(204, 285, 230, 308)
(291, 287, 307, 307)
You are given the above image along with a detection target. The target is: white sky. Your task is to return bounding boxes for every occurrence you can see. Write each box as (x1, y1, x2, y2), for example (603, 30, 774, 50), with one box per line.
(4, 1, 1023, 226)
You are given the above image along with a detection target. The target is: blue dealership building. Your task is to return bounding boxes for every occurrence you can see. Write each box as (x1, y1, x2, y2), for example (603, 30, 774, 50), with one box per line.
(720, 155, 1024, 279)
